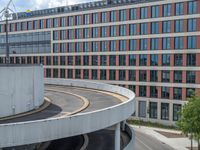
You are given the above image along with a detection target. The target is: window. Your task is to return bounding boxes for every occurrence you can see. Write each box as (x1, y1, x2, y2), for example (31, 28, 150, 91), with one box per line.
(175, 2, 184, 16)
(175, 37, 183, 49)
(83, 70, 89, 79)
(129, 70, 136, 81)
(186, 88, 195, 98)
(53, 31, 59, 40)
(188, 19, 196, 32)
(92, 70, 97, 80)
(110, 55, 116, 66)
(92, 27, 98, 38)
(84, 14, 90, 25)
(139, 86, 146, 97)
(120, 9, 126, 21)
(175, 20, 184, 32)
(139, 54, 147, 66)
(60, 30, 67, 40)
(150, 70, 158, 82)
(68, 43, 74, 52)
(75, 69, 81, 79)
(110, 26, 117, 37)
(139, 70, 146, 82)
(151, 38, 158, 50)
(163, 4, 171, 17)
(149, 102, 157, 119)
(100, 70, 106, 80)
(53, 18, 59, 27)
(75, 29, 82, 39)
(174, 88, 182, 100)
(53, 56, 58, 65)
(151, 6, 159, 18)
(83, 42, 89, 52)
(60, 69, 65, 78)
(68, 29, 74, 39)
(83, 56, 89, 66)
(186, 71, 196, 83)
(60, 17, 66, 27)
(33, 20, 38, 29)
(119, 55, 126, 66)
(173, 104, 181, 121)
(151, 22, 159, 34)
(68, 56, 73, 65)
(162, 21, 171, 33)
(46, 56, 51, 65)
(162, 87, 170, 99)
(101, 41, 107, 52)
(161, 103, 169, 120)
(101, 12, 107, 23)
(84, 28, 90, 38)
(130, 24, 137, 35)
(187, 54, 196, 66)
(110, 41, 116, 51)
(68, 69, 73, 78)
(162, 37, 171, 50)
(174, 54, 183, 66)
(27, 21, 33, 30)
(53, 69, 58, 78)
(130, 39, 136, 51)
(53, 44, 59, 53)
(119, 40, 126, 51)
(150, 86, 158, 98)
(119, 70, 126, 81)
(140, 7, 148, 19)
(162, 70, 170, 82)
(140, 39, 147, 50)
(68, 16, 74, 26)
(110, 11, 116, 22)
(100, 55, 107, 66)
(138, 101, 146, 118)
(130, 8, 137, 20)
(92, 42, 98, 52)
(75, 56, 81, 65)
(119, 25, 126, 36)
(188, 36, 196, 49)
(188, 1, 197, 14)
(60, 56, 66, 65)
(46, 19, 52, 28)
(92, 56, 98, 66)
(110, 70, 116, 80)
(150, 54, 158, 66)
(174, 71, 182, 83)
(129, 85, 135, 92)
(129, 55, 136, 66)
(22, 22, 27, 30)
(46, 69, 51, 78)
(101, 26, 107, 37)
(162, 54, 170, 66)
(140, 23, 148, 35)
(92, 13, 98, 24)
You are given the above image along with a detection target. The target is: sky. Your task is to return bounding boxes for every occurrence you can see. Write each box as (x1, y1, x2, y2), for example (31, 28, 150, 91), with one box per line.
(0, 0, 98, 12)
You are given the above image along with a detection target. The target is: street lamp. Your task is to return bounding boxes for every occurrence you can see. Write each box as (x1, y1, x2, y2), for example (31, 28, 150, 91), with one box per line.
(0, 0, 17, 64)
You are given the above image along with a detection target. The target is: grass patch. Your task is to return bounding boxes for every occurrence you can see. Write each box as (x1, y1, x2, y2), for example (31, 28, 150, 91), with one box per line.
(127, 119, 179, 130)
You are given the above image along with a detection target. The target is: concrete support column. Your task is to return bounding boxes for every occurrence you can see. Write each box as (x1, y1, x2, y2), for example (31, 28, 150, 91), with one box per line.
(115, 123, 120, 150)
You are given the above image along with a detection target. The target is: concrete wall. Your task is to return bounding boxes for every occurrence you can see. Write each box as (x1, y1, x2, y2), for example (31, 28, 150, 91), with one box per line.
(0, 78, 135, 148)
(0, 65, 44, 118)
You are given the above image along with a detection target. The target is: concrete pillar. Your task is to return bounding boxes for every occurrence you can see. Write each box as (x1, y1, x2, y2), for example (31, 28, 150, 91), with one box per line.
(122, 120, 126, 131)
(115, 123, 120, 150)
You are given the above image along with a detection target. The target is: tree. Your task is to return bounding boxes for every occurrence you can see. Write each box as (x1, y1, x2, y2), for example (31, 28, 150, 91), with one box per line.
(177, 93, 200, 150)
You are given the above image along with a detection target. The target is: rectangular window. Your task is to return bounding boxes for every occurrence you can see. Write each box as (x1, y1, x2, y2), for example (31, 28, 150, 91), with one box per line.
(110, 41, 116, 51)
(119, 70, 126, 81)
(187, 54, 196, 66)
(110, 11, 116, 22)
(186, 71, 196, 83)
(162, 21, 171, 33)
(162, 37, 171, 50)
(174, 54, 183, 66)
(83, 56, 89, 66)
(139, 54, 147, 66)
(162, 70, 170, 82)
(92, 27, 98, 38)
(139, 70, 147, 82)
(150, 54, 158, 66)
(68, 29, 74, 39)
(130, 24, 137, 35)
(138, 101, 146, 118)
(161, 103, 169, 120)
(149, 102, 157, 119)
(60, 56, 66, 65)
(92, 56, 98, 66)
(139, 86, 146, 97)
(162, 54, 170, 66)
(151, 6, 159, 18)
(119, 9, 126, 21)
(92, 13, 98, 24)
(100, 55, 107, 66)
(188, 36, 196, 49)
(46, 19, 52, 28)
(140, 23, 148, 35)
(75, 56, 81, 66)
(101, 41, 107, 52)
(110, 70, 116, 80)
(68, 69, 73, 78)
(140, 39, 147, 50)
(150, 70, 158, 82)
(100, 70, 106, 80)
(174, 37, 183, 49)
(188, 19, 196, 32)
(173, 104, 181, 121)
(68, 56, 73, 65)
(75, 69, 81, 79)
(53, 69, 58, 78)
(60, 69, 65, 78)
(83, 42, 89, 52)
(110, 55, 116, 66)
(129, 85, 135, 92)
(150, 86, 158, 98)
(174, 71, 182, 83)
(119, 25, 126, 36)
(129, 70, 136, 81)
(130, 39, 136, 51)
(188, 1, 197, 14)
(92, 42, 98, 52)
(151, 22, 159, 34)
(76, 15, 82, 25)
(75, 29, 82, 39)
(186, 88, 195, 98)
(101, 12, 107, 23)
(119, 40, 126, 51)
(140, 7, 148, 19)
(175, 2, 184, 16)
(161, 87, 170, 99)
(151, 38, 158, 50)
(174, 88, 182, 100)
(84, 28, 90, 38)
(163, 4, 171, 17)
(130, 8, 137, 20)
(129, 55, 136, 66)
(60, 17, 66, 27)
(53, 18, 59, 27)
(83, 70, 89, 79)
(84, 14, 90, 25)
(119, 55, 126, 66)
(92, 70, 97, 80)
(101, 26, 107, 37)
(110, 26, 117, 37)
(68, 16, 74, 26)
(175, 20, 184, 32)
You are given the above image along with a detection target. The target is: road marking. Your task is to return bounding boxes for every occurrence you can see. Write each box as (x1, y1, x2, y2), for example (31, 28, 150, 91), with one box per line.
(136, 137, 154, 150)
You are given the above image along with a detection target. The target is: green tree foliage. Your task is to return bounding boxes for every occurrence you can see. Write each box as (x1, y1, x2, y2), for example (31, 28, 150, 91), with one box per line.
(177, 93, 200, 150)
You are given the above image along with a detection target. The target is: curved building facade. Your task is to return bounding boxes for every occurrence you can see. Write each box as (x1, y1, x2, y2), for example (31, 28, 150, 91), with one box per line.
(0, 0, 199, 125)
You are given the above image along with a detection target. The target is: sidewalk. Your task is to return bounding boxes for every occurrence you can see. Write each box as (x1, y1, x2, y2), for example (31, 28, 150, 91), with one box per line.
(131, 125, 198, 150)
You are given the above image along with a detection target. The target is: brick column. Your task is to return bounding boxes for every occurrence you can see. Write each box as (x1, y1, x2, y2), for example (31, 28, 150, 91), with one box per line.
(182, 88, 186, 101)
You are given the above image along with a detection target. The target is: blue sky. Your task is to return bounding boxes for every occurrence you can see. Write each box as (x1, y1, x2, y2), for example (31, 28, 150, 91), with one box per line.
(0, 0, 98, 12)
